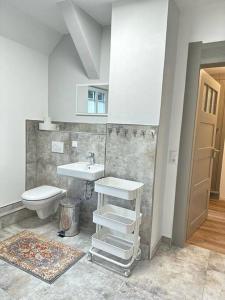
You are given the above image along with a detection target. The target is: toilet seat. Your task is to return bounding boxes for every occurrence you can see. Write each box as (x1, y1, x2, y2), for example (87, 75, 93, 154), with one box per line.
(22, 185, 63, 201)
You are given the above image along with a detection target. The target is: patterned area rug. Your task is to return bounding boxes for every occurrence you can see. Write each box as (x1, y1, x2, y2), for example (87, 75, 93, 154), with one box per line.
(0, 230, 85, 283)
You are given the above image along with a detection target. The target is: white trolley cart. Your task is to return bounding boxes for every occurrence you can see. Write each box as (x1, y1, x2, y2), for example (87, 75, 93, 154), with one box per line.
(88, 177, 144, 277)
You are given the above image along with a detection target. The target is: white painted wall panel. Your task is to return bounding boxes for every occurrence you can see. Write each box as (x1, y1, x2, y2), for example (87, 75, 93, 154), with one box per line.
(0, 36, 48, 207)
(108, 0, 168, 125)
(151, 0, 179, 254)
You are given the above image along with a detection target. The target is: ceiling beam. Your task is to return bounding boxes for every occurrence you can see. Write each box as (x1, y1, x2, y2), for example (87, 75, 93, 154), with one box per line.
(58, 0, 102, 79)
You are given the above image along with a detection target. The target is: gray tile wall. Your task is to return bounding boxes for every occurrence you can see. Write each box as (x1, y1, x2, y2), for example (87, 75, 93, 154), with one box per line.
(105, 124, 158, 258)
(26, 121, 38, 190)
(26, 121, 158, 259)
(26, 120, 106, 232)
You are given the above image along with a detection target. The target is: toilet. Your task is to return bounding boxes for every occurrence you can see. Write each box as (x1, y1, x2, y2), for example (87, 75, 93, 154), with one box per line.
(21, 185, 67, 219)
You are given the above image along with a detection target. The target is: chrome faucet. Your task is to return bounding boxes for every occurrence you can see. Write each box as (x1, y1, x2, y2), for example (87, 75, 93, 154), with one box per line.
(87, 152, 95, 165)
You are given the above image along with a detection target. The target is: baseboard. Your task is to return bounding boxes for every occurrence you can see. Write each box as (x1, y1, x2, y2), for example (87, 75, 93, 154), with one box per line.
(150, 237, 162, 259)
(0, 201, 24, 217)
(0, 206, 35, 229)
(140, 243, 150, 260)
(162, 236, 172, 247)
(150, 236, 172, 259)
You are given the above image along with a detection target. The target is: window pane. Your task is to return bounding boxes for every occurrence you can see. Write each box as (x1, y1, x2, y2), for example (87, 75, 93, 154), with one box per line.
(88, 100, 96, 113)
(86, 87, 107, 114)
(213, 90, 218, 114)
(98, 92, 104, 101)
(207, 87, 212, 113)
(202, 84, 208, 112)
(97, 101, 105, 113)
(88, 90, 94, 99)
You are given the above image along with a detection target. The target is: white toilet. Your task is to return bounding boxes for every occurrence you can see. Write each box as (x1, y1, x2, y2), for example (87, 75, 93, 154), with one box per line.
(21, 185, 67, 219)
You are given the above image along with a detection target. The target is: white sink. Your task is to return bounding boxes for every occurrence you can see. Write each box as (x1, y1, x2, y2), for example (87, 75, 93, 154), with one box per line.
(57, 162, 104, 181)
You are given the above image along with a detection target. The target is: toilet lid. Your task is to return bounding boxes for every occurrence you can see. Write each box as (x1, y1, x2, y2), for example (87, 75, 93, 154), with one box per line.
(22, 185, 62, 201)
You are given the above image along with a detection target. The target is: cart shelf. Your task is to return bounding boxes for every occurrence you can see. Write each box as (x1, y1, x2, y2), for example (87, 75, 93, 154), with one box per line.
(92, 228, 140, 260)
(95, 177, 144, 200)
(93, 204, 142, 234)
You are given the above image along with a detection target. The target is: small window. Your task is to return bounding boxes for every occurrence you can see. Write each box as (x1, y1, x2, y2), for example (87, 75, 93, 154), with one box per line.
(87, 87, 107, 114)
(76, 84, 109, 116)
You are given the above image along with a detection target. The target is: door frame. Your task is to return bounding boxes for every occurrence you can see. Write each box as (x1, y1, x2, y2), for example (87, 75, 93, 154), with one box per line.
(172, 41, 225, 247)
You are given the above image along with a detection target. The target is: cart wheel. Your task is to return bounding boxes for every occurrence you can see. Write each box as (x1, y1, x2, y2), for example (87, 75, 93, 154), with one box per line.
(87, 252, 92, 262)
(124, 270, 131, 277)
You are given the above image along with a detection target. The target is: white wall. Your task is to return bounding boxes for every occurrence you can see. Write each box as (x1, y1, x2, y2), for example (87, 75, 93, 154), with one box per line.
(162, 1, 225, 238)
(0, 36, 48, 207)
(77, 85, 89, 113)
(108, 0, 169, 125)
(48, 26, 110, 123)
(150, 0, 179, 254)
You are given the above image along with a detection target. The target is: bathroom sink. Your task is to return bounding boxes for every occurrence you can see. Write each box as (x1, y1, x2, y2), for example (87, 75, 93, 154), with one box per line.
(57, 162, 104, 181)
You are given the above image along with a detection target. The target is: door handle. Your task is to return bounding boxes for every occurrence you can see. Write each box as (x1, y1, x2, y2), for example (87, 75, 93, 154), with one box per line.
(212, 148, 220, 158)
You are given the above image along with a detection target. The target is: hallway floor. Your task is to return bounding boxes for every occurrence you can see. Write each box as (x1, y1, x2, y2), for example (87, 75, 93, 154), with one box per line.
(188, 199, 225, 254)
(1, 216, 225, 299)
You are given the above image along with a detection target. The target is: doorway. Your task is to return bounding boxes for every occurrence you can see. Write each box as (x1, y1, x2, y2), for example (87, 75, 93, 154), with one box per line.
(172, 41, 225, 249)
(208, 68, 225, 199)
(186, 66, 225, 253)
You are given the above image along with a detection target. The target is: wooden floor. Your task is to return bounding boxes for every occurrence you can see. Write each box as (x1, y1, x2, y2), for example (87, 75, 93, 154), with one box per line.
(187, 199, 225, 254)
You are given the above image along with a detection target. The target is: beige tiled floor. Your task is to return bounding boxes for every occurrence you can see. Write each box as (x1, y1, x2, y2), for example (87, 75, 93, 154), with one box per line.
(0, 216, 225, 299)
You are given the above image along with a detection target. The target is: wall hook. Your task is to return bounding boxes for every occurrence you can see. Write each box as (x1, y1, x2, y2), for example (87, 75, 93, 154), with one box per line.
(141, 130, 146, 137)
(108, 128, 113, 135)
(150, 129, 156, 139)
(133, 129, 137, 137)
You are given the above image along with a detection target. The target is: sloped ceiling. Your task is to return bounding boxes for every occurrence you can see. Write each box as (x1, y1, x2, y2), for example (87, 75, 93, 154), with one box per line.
(4, 0, 225, 36)
(0, 0, 62, 55)
(3, 0, 225, 35)
(0, 0, 116, 55)
(2, 0, 224, 55)
(5, 0, 118, 34)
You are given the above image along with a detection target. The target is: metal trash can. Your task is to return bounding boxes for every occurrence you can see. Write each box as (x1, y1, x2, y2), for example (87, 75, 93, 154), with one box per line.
(58, 198, 80, 237)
